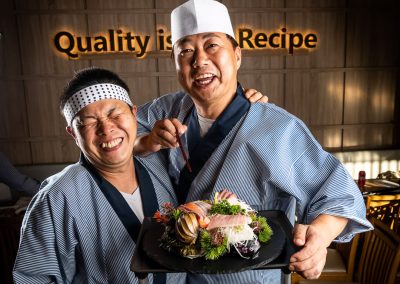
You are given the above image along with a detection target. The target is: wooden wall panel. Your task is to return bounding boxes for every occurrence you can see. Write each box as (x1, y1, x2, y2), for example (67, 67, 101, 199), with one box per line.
(123, 77, 159, 107)
(238, 73, 284, 107)
(285, 11, 345, 68)
(343, 125, 395, 149)
(227, 0, 285, 69)
(231, 11, 285, 70)
(153, 3, 175, 76)
(285, 72, 344, 125)
(344, 71, 396, 124)
(15, 0, 84, 9)
(285, 0, 346, 68)
(0, 82, 29, 138)
(155, 0, 186, 9)
(158, 76, 183, 97)
(15, 0, 88, 75)
(86, 0, 153, 9)
(157, 57, 176, 73)
(347, 0, 397, 9)
(0, 81, 32, 164)
(31, 140, 79, 164)
(88, 13, 157, 72)
(223, 0, 284, 8)
(285, 73, 309, 122)
(0, 15, 21, 77)
(0, 142, 33, 164)
(154, 11, 174, 74)
(17, 14, 89, 75)
(241, 54, 284, 72)
(284, 0, 346, 69)
(309, 72, 344, 125)
(286, 0, 346, 8)
(346, 4, 400, 67)
(309, 127, 342, 149)
(24, 80, 68, 137)
(0, 0, 13, 10)
(0, 0, 30, 164)
(0, 0, 398, 165)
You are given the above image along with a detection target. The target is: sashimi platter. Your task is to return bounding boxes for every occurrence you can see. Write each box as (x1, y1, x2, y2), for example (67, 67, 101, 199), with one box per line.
(135, 189, 290, 273)
(153, 190, 275, 261)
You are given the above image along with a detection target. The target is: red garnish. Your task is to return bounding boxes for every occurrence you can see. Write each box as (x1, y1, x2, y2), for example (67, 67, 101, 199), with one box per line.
(153, 210, 168, 223)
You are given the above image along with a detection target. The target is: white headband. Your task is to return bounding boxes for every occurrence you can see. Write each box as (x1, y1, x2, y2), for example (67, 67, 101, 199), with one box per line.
(63, 83, 133, 126)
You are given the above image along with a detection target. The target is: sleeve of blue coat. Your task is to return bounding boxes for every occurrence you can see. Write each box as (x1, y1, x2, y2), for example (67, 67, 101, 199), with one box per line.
(136, 92, 187, 135)
(289, 126, 373, 242)
(13, 191, 78, 283)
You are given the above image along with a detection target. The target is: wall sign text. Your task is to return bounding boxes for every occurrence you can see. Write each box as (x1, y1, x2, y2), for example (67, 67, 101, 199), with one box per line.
(53, 27, 318, 59)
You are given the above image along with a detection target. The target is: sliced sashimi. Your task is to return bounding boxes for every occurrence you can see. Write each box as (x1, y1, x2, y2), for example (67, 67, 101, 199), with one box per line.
(215, 189, 239, 204)
(207, 214, 252, 231)
(178, 200, 211, 218)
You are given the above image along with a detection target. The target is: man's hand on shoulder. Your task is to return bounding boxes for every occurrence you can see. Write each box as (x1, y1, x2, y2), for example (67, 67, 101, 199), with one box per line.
(243, 88, 268, 103)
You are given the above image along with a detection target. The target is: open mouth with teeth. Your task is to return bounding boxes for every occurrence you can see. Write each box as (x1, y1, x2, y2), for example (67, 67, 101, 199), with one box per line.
(100, 137, 123, 150)
(194, 73, 216, 87)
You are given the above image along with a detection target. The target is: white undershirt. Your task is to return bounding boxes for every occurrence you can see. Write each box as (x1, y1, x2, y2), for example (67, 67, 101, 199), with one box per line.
(197, 113, 215, 137)
(120, 186, 144, 223)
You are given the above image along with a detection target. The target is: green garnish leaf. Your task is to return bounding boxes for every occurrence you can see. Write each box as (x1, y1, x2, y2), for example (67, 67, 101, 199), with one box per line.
(258, 225, 273, 243)
(210, 199, 245, 215)
(200, 230, 228, 260)
(251, 216, 273, 243)
(172, 209, 181, 220)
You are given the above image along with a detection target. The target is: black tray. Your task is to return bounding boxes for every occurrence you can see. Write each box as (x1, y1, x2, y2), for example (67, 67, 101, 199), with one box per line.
(131, 210, 296, 277)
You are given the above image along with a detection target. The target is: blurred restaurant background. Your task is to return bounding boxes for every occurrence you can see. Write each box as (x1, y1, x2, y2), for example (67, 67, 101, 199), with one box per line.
(1, 0, 400, 176)
(0, 0, 399, 283)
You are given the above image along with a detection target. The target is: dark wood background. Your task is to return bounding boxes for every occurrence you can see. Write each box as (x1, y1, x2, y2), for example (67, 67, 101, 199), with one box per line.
(0, 0, 399, 165)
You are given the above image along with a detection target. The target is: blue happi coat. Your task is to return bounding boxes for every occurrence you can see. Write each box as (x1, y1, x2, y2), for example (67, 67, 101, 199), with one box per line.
(13, 154, 184, 284)
(137, 86, 372, 284)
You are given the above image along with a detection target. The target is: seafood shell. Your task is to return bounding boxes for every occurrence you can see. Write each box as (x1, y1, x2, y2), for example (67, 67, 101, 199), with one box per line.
(175, 213, 199, 244)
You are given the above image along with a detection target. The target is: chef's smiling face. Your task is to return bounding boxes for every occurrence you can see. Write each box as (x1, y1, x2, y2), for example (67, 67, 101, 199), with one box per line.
(173, 32, 241, 118)
(67, 99, 137, 172)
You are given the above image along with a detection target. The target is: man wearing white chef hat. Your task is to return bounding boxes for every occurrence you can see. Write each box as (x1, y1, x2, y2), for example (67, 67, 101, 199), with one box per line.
(136, 0, 372, 283)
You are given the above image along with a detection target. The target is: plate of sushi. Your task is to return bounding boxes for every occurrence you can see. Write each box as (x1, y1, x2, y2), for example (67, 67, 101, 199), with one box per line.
(140, 190, 287, 273)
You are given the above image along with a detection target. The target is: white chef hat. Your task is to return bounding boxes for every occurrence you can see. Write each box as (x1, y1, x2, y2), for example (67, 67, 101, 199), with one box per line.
(171, 0, 235, 46)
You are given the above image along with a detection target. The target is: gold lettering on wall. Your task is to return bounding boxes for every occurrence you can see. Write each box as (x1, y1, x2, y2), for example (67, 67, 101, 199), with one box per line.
(237, 27, 318, 54)
(53, 27, 318, 59)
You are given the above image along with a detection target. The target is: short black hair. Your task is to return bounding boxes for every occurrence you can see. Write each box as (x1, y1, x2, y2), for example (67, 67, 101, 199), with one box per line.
(60, 67, 130, 116)
(226, 34, 239, 49)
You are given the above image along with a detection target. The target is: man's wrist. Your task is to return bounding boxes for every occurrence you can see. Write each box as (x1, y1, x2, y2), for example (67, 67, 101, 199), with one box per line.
(311, 214, 348, 246)
(133, 134, 151, 156)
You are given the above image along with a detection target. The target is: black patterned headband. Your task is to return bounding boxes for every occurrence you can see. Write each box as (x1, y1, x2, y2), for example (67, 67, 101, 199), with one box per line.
(63, 83, 133, 126)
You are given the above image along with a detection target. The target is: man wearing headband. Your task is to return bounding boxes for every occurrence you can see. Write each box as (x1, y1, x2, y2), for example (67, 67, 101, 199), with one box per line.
(13, 68, 185, 283)
(136, 0, 372, 283)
